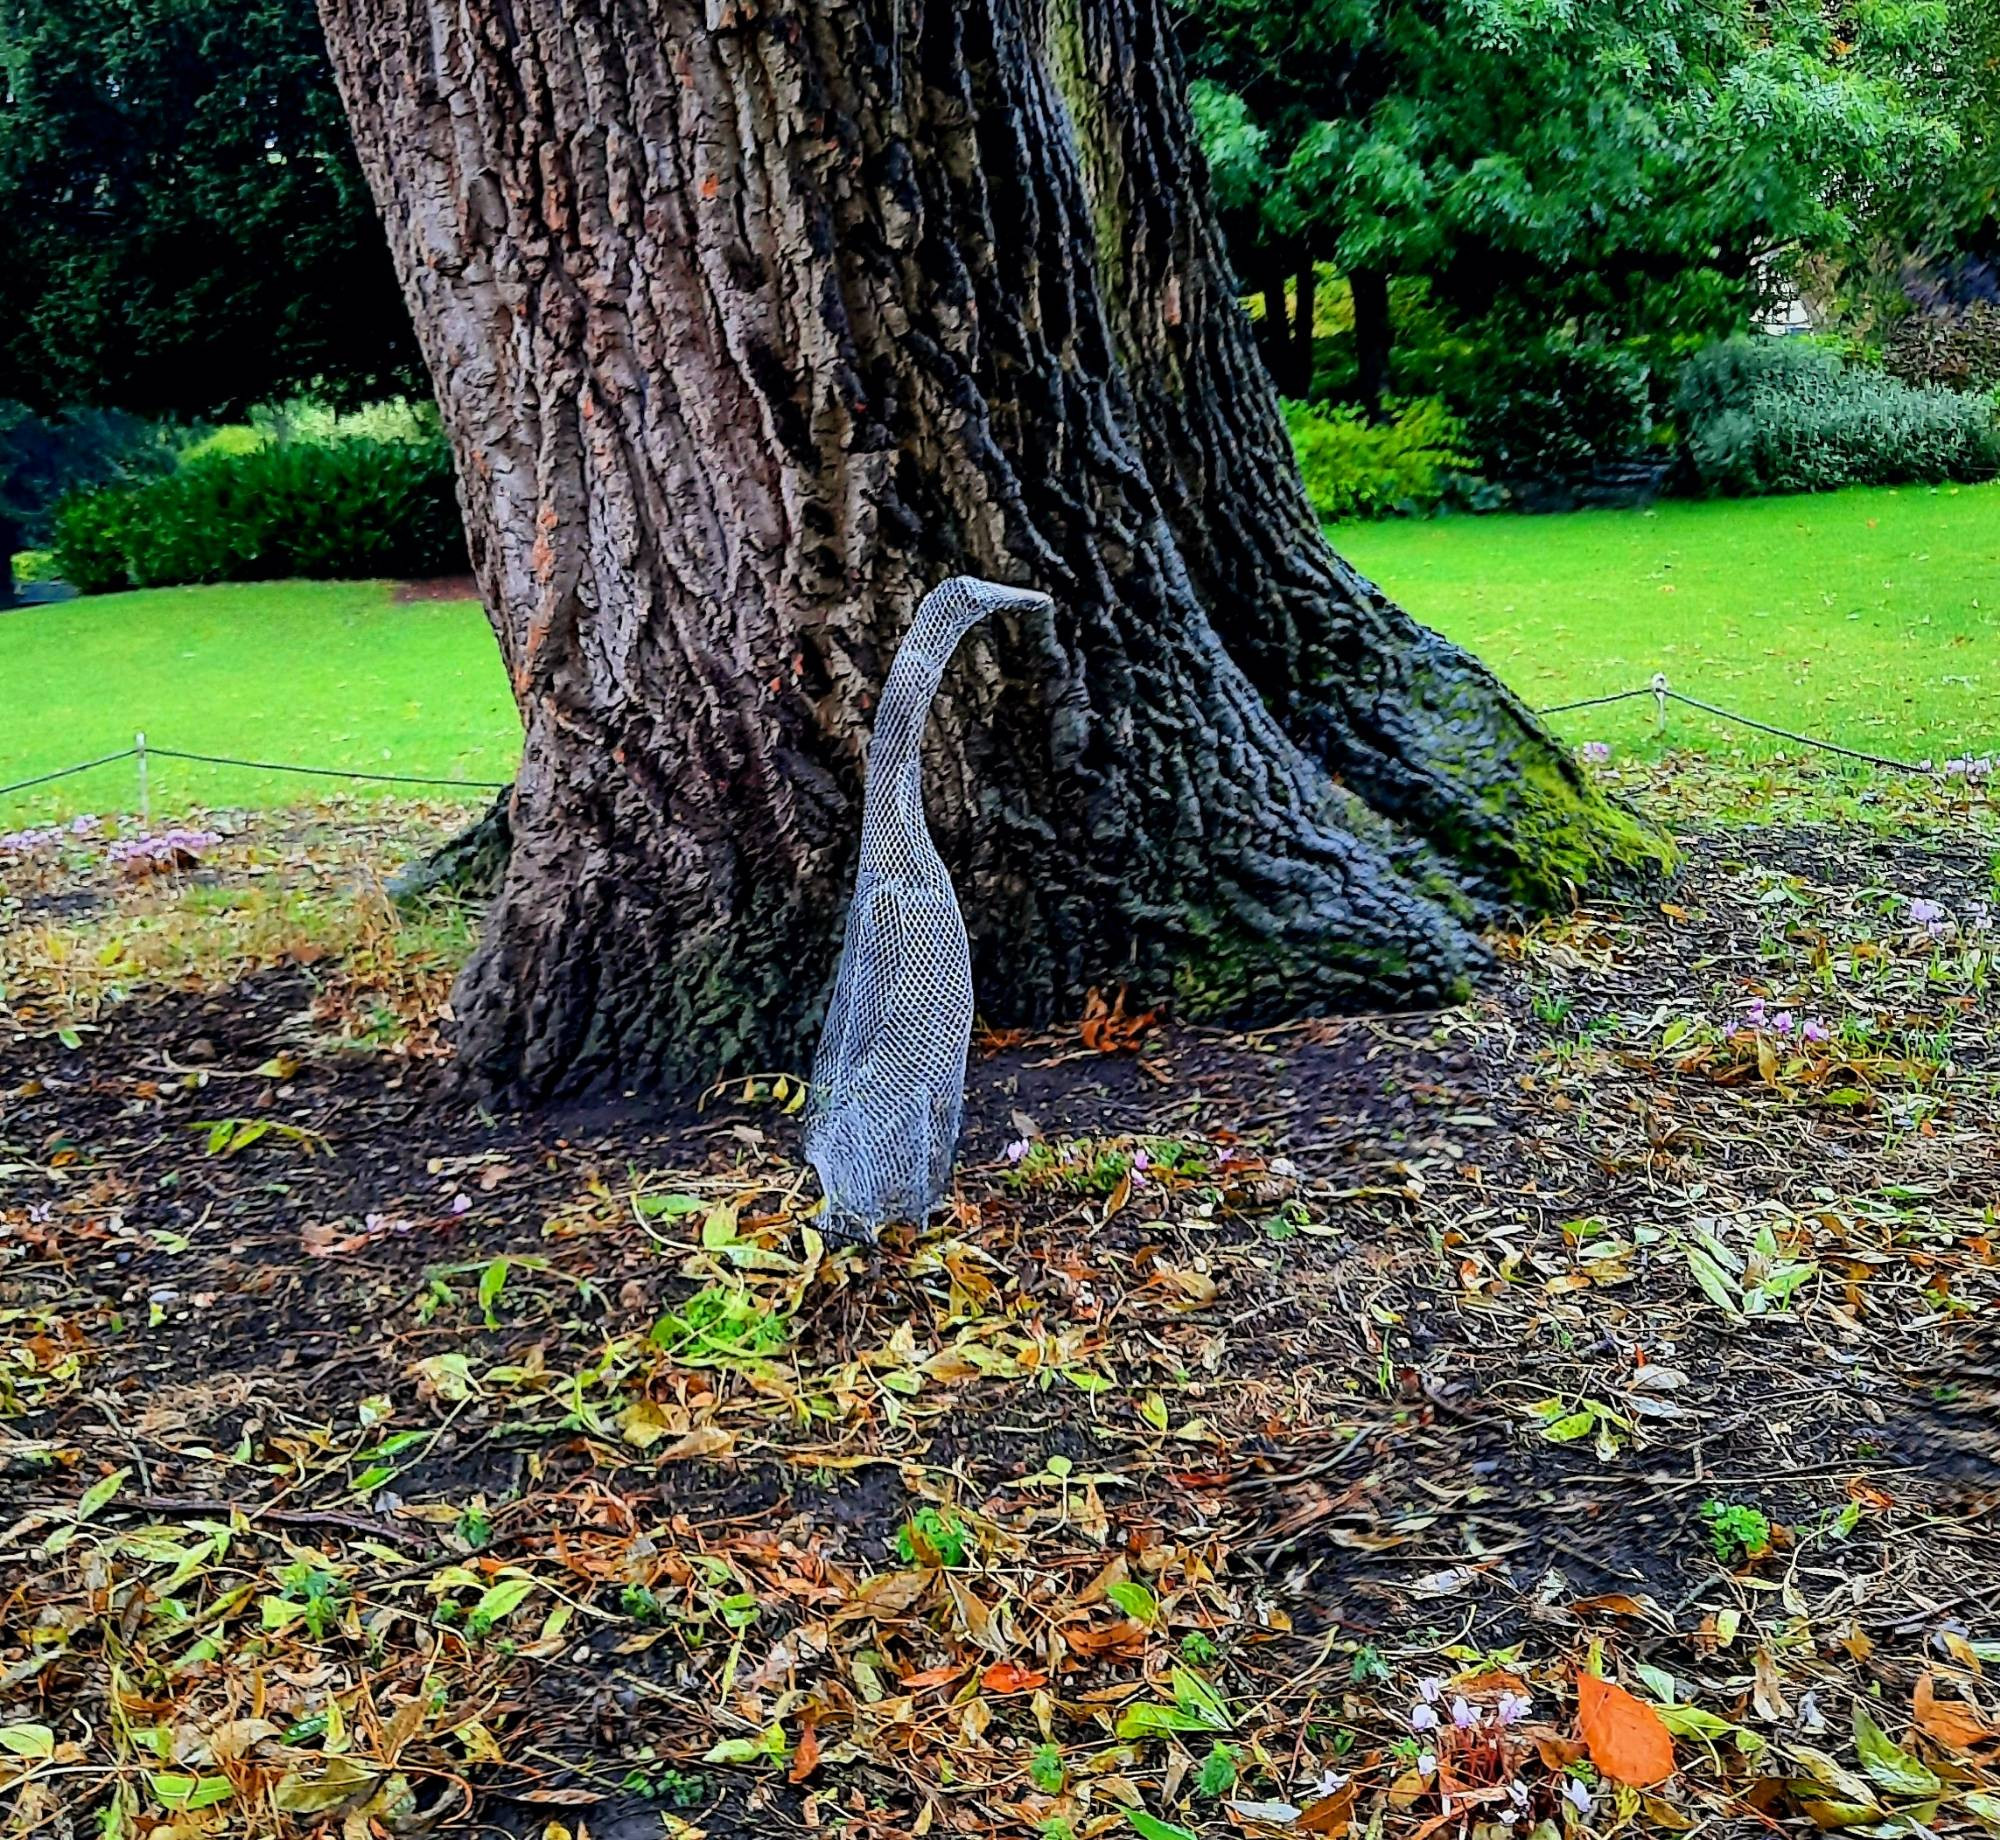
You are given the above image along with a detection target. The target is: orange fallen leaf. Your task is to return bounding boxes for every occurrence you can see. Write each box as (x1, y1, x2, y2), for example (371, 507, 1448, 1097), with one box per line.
(1915, 1672, 1996, 1752)
(900, 1664, 965, 1691)
(1296, 1780, 1357, 1833)
(1577, 1671, 1675, 1787)
(1078, 986, 1156, 1053)
(788, 1718, 819, 1784)
(981, 1661, 1049, 1695)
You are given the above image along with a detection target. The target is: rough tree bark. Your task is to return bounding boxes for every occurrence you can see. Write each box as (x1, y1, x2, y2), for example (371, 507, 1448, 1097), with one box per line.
(317, 0, 1670, 1102)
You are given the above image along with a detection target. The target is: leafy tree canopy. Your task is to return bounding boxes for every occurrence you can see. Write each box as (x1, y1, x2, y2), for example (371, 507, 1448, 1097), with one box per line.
(0, 0, 422, 419)
(1181, 0, 1960, 344)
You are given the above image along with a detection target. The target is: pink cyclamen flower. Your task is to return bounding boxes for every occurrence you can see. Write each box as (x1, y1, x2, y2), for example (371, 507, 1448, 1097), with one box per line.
(1497, 1689, 1533, 1725)
(1769, 1011, 1793, 1035)
(1416, 1676, 1445, 1704)
(1910, 899, 1944, 927)
(1562, 1778, 1593, 1814)
(450, 1193, 472, 1215)
(1451, 1697, 1477, 1730)
(1802, 1019, 1830, 1043)
(1409, 1702, 1440, 1734)
(1005, 1139, 1028, 1164)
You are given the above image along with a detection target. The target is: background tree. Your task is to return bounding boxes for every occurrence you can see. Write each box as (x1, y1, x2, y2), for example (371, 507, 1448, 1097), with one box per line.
(1180, 0, 1954, 410)
(0, 0, 421, 418)
(316, 0, 1670, 1104)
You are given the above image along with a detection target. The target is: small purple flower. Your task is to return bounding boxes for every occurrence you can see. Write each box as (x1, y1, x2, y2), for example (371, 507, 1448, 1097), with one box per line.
(1416, 1676, 1445, 1704)
(1910, 899, 1944, 927)
(1509, 1781, 1532, 1809)
(449, 1193, 472, 1215)
(1802, 1018, 1830, 1043)
(1450, 1696, 1477, 1730)
(1769, 1011, 1793, 1035)
(1577, 741, 1612, 765)
(1416, 1751, 1437, 1779)
(1562, 1778, 1593, 1815)
(1744, 998, 1767, 1028)
(1496, 1690, 1533, 1725)
(1409, 1702, 1441, 1734)
(1130, 1148, 1150, 1172)
(1005, 1138, 1028, 1164)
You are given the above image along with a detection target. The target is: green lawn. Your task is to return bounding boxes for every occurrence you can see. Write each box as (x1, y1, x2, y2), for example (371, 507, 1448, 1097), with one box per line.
(1339, 479, 2000, 763)
(4, 481, 1997, 826)
(1, 580, 515, 825)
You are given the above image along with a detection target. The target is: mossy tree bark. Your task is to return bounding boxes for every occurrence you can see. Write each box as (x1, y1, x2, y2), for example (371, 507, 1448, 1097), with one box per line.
(318, 0, 1670, 1103)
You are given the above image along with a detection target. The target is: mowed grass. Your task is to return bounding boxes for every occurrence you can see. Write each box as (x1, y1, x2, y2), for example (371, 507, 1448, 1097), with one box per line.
(1, 580, 516, 825)
(1339, 480, 2000, 762)
(3, 480, 1996, 825)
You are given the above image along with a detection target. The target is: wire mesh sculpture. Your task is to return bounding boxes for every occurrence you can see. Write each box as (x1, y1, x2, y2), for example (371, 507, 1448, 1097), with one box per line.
(804, 576, 1052, 1242)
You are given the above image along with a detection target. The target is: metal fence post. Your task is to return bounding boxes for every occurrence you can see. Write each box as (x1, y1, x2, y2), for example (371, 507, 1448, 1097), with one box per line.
(135, 731, 149, 827)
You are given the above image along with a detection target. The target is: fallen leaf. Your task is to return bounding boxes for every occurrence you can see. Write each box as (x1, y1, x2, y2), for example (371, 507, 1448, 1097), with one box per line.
(658, 1426, 734, 1462)
(1578, 1671, 1675, 1786)
(1853, 1702, 1941, 1795)
(981, 1661, 1049, 1694)
(788, 1719, 819, 1784)
(1914, 1673, 1996, 1753)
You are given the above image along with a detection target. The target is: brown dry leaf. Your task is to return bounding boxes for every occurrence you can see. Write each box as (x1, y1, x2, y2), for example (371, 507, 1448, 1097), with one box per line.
(788, 1719, 820, 1784)
(658, 1426, 733, 1462)
(1568, 1593, 1663, 1623)
(1297, 1780, 1358, 1833)
(1915, 1673, 1997, 1752)
(838, 1570, 929, 1621)
(1577, 1671, 1676, 1787)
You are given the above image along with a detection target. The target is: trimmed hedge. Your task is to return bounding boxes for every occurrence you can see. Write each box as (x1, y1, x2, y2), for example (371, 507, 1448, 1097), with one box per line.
(51, 436, 464, 592)
(1677, 338, 2000, 495)
(1283, 395, 1468, 522)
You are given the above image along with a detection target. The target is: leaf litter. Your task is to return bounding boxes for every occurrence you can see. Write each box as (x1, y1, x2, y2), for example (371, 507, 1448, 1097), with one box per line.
(1, 757, 1998, 1839)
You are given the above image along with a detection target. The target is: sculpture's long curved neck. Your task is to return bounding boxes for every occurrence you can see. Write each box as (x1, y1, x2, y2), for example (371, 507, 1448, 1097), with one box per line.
(857, 597, 965, 870)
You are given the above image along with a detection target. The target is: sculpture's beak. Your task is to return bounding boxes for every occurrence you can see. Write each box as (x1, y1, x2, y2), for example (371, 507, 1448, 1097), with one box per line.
(985, 586, 1053, 622)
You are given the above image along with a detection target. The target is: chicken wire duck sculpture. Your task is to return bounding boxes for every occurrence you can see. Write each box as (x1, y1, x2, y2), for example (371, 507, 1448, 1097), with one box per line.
(804, 576, 1052, 1242)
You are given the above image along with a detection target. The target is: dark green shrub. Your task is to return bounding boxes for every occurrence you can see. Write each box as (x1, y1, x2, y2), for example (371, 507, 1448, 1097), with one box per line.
(1283, 396, 1469, 522)
(1448, 342, 1654, 481)
(51, 437, 464, 592)
(48, 488, 141, 593)
(1676, 337, 2000, 494)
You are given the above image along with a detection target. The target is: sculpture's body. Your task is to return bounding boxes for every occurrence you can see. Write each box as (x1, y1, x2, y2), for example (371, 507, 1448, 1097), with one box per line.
(804, 578, 1051, 1240)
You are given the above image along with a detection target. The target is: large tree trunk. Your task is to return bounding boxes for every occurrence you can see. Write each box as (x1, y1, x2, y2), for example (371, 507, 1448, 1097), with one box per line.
(1351, 265, 1391, 420)
(318, 0, 1669, 1103)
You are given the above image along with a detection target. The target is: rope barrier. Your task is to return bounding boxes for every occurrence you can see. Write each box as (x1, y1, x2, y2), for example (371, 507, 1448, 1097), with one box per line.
(0, 740, 504, 801)
(1660, 690, 1934, 775)
(0, 680, 1984, 810)
(1534, 687, 1656, 716)
(0, 748, 139, 799)
(142, 746, 508, 791)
